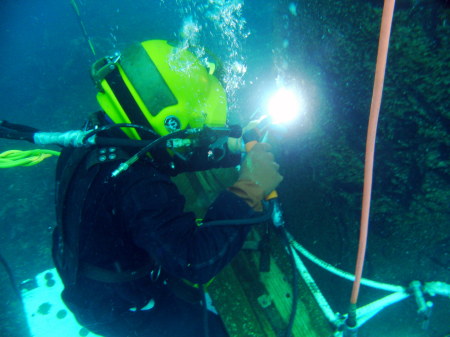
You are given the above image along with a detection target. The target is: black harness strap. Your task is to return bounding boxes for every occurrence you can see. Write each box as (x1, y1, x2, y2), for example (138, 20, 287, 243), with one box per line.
(54, 147, 98, 286)
(80, 262, 154, 283)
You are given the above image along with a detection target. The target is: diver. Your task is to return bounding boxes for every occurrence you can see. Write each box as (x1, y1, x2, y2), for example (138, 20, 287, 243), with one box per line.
(50, 40, 283, 337)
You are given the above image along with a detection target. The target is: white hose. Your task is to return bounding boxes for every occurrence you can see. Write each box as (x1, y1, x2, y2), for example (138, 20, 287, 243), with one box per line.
(424, 281, 450, 298)
(34, 131, 95, 147)
(288, 234, 405, 293)
(285, 233, 450, 332)
(290, 246, 341, 326)
(355, 291, 410, 327)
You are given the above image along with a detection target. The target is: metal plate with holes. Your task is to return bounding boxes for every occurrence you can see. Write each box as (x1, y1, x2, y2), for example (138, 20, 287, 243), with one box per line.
(21, 268, 101, 337)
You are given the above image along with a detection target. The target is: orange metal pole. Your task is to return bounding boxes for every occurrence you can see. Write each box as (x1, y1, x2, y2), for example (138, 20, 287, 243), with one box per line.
(350, 0, 396, 306)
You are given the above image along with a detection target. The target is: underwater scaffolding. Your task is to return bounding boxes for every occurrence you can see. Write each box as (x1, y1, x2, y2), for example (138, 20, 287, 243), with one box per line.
(173, 168, 450, 337)
(210, 204, 450, 336)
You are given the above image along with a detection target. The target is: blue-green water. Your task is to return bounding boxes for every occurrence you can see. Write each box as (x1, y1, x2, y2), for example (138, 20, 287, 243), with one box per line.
(0, 0, 449, 336)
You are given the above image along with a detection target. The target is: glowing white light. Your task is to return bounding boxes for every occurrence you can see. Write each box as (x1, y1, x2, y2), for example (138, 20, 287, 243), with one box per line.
(267, 88, 302, 124)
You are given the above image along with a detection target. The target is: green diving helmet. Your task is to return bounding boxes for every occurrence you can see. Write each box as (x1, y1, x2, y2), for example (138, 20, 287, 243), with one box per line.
(91, 40, 227, 139)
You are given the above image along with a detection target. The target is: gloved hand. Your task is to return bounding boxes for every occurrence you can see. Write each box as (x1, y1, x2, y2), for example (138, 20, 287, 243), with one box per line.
(228, 142, 283, 211)
(238, 142, 283, 195)
(227, 119, 261, 154)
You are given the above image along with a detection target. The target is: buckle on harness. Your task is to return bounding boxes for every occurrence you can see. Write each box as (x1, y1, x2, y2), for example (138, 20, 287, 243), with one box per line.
(150, 265, 161, 282)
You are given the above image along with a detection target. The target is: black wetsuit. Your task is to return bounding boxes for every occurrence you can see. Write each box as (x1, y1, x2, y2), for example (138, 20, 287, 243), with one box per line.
(52, 138, 257, 337)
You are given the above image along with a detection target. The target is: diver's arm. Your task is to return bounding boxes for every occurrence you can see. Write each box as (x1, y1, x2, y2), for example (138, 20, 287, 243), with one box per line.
(121, 173, 258, 284)
(121, 142, 282, 284)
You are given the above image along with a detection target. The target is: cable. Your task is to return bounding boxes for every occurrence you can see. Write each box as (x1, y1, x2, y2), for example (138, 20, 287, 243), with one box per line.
(200, 212, 272, 228)
(82, 123, 158, 144)
(0, 149, 61, 168)
(0, 120, 39, 143)
(70, 0, 97, 57)
(94, 137, 153, 148)
(278, 226, 298, 337)
(135, 129, 191, 158)
(111, 129, 194, 177)
(0, 251, 22, 302)
(201, 284, 210, 337)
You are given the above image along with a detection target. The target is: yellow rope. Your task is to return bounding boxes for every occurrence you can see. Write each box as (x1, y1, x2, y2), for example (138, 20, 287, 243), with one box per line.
(0, 149, 60, 168)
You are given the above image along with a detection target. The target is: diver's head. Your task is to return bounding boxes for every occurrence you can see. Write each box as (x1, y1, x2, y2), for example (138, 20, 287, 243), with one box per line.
(91, 40, 227, 139)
